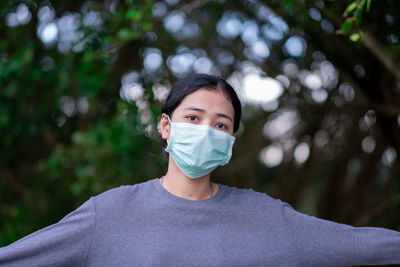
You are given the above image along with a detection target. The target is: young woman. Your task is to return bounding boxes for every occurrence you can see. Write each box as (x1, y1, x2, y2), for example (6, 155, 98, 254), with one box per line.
(1, 74, 399, 266)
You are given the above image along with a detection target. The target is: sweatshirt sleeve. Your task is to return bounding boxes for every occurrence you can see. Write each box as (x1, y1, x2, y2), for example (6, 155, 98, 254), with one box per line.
(281, 203, 400, 266)
(0, 197, 96, 267)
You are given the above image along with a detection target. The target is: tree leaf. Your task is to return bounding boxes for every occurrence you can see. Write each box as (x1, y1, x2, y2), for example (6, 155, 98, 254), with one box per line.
(345, 2, 357, 16)
(366, 0, 371, 12)
(125, 9, 142, 20)
(356, 8, 363, 24)
(117, 28, 133, 40)
(341, 21, 353, 34)
(350, 33, 360, 42)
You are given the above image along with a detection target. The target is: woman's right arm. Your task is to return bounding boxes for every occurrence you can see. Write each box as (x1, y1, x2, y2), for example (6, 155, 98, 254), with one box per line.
(0, 198, 96, 267)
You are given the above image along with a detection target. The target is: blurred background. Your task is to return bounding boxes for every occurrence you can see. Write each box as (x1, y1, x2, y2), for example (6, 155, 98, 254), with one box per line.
(1, 0, 400, 246)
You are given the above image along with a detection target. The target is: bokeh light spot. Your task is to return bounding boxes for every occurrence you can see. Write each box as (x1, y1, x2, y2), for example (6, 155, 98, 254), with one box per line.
(260, 144, 284, 167)
(243, 74, 283, 104)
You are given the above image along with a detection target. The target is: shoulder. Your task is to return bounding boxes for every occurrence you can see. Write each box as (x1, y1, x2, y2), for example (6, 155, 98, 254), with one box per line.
(91, 179, 155, 210)
(220, 184, 288, 210)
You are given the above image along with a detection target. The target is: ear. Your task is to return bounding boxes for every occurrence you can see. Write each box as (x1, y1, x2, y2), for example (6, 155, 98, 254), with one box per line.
(159, 113, 171, 140)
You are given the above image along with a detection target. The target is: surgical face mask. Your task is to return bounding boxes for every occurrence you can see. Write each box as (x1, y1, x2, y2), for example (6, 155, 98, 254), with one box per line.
(165, 116, 236, 179)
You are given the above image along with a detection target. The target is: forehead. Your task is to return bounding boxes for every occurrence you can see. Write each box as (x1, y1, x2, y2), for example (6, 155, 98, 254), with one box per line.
(177, 88, 234, 114)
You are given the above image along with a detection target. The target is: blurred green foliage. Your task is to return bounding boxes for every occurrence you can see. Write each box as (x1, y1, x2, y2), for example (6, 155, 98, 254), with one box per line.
(0, 0, 167, 245)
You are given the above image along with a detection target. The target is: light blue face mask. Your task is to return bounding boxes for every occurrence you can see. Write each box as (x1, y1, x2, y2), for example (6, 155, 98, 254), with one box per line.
(165, 116, 236, 179)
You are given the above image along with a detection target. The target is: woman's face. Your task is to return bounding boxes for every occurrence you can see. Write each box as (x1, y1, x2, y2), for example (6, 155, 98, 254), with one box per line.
(160, 88, 236, 139)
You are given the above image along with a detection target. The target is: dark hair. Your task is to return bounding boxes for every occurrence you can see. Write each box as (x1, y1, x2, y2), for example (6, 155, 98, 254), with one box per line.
(161, 73, 242, 157)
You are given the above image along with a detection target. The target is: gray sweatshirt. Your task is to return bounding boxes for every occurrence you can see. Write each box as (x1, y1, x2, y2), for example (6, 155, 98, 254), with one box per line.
(1, 178, 400, 266)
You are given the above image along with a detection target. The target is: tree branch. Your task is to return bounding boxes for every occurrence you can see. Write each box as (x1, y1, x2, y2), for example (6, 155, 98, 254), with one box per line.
(361, 31, 400, 81)
(179, 0, 211, 14)
(317, 6, 400, 81)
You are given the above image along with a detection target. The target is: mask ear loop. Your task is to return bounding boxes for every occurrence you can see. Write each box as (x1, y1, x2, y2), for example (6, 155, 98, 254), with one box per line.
(166, 115, 172, 124)
(165, 115, 172, 144)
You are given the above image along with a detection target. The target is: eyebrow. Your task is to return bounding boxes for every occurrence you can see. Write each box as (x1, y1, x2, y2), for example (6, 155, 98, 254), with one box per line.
(184, 107, 233, 122)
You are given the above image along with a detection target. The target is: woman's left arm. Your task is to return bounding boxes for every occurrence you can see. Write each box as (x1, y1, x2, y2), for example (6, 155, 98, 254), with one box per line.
(281, 202, 400, 266)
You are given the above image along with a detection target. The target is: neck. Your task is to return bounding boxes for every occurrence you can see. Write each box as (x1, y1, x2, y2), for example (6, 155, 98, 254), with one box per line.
(160, 157, 217, 200)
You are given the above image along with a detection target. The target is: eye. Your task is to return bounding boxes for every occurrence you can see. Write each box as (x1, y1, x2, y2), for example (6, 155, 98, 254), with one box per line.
(185, 115, 198, 121)
(216, 122, 228, 130)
